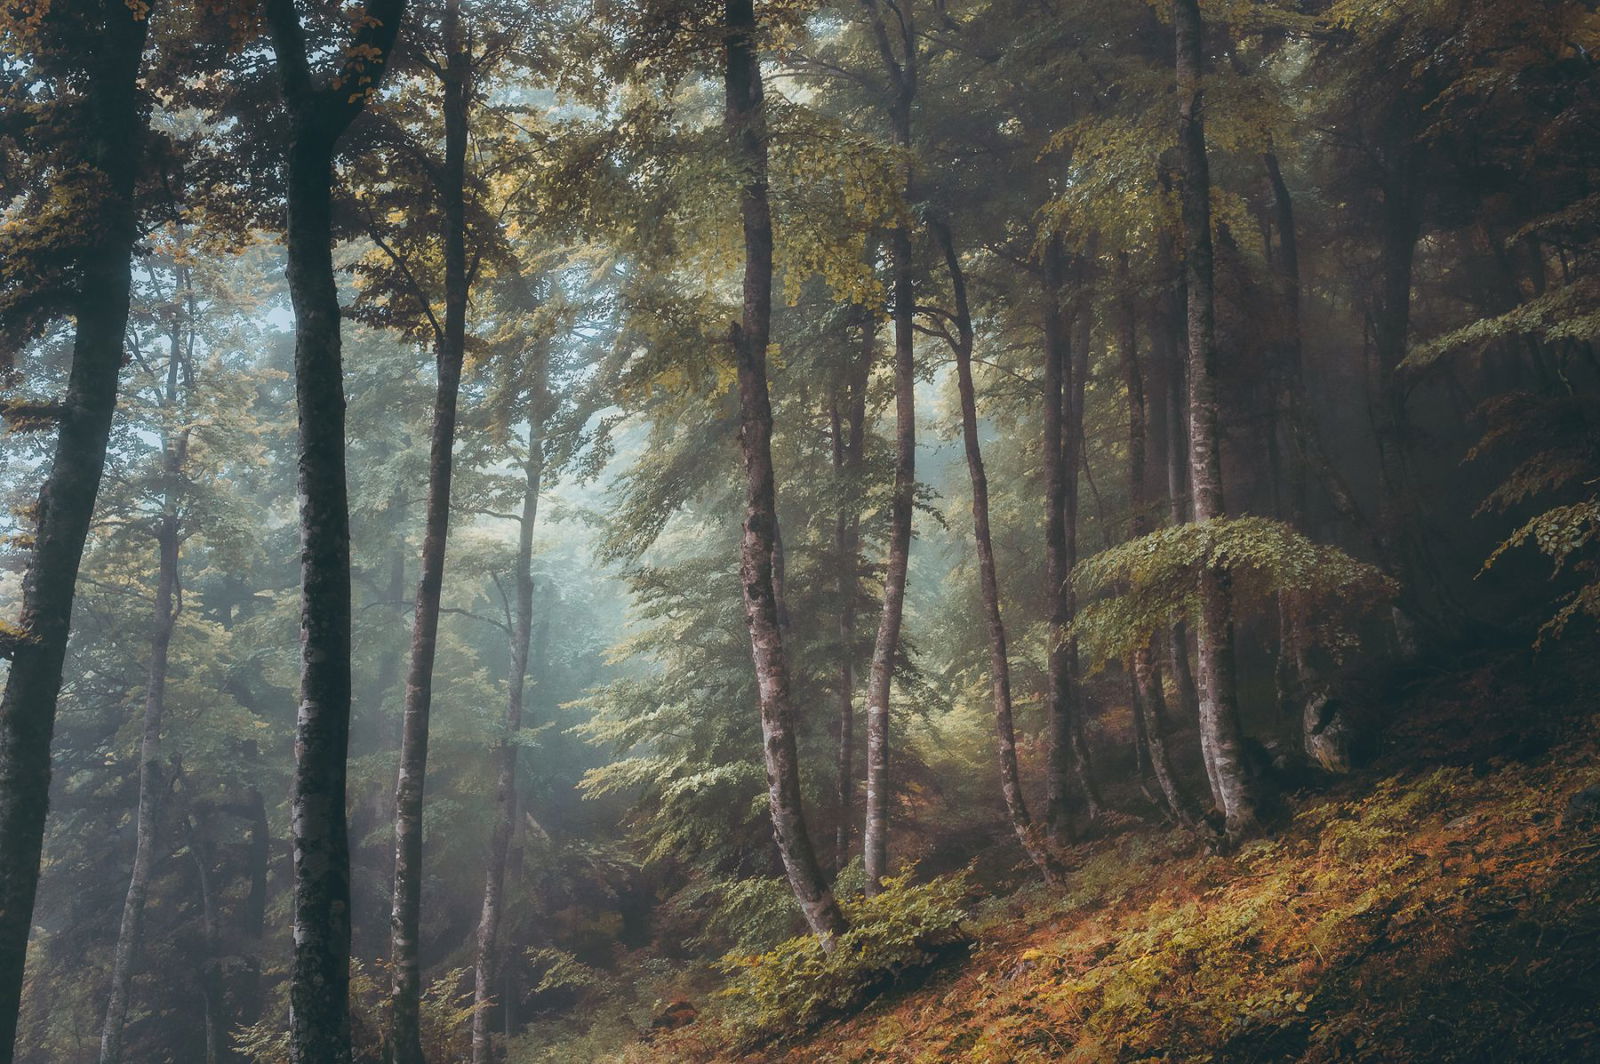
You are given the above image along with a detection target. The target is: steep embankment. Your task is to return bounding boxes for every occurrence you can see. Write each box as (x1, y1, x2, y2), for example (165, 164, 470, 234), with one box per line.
(639, 650, 1600, 1063)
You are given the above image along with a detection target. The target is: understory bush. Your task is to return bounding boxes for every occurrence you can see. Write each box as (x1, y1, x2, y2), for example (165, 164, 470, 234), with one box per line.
(718, 870, 972, 1038)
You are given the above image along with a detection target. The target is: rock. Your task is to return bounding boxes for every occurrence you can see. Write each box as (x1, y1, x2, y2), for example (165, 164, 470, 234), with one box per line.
(1562, 784, 1600, 828)
(649, 999, 699, 1035)
(1304, 690, 1354, 774)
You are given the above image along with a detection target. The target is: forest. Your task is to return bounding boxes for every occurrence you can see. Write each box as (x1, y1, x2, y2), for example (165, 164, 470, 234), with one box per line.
(2, 0, 1599, 1061)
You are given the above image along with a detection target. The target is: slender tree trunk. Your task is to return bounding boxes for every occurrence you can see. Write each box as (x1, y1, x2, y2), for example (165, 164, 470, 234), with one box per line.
(100, 328, 187, 1064)
(0, 8, 150, 1056)
(831, 315, 870, 874)
(238, 786, 269, 1032)
(1262, 153, 1318, 729)
(173, 777, 227, 1064)
(388, 7, 469, 1059)
(1042, 237, 1101, 844)
(471, 400, 545, 1064)
(1117, 255, 1201, 827)
(860, 0, 917, 896)
(726, 0, 846, 942)
(934, 219, 1061, 882)
(1369, 144, 1428, 655)
(1153, 236, 1206, 769)
(1175, 0, 1261, 842)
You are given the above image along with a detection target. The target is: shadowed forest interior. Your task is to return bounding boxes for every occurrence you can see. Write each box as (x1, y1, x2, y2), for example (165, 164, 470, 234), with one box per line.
(2, 0, 1600, 1061)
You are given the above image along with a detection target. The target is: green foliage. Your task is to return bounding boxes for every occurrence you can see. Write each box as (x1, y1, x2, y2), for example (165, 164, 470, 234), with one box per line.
(718, 871, 971, 1038)
(1474, 393, 1600, 643)
(1072, 517, 1397, 667)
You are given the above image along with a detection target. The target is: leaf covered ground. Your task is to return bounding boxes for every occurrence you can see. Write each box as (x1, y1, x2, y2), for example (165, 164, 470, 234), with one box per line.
(626, 648, 1600, 1063)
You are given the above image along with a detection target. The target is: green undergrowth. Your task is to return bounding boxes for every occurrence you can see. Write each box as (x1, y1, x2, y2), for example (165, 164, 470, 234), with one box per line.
(624, 682, 1600, 1061)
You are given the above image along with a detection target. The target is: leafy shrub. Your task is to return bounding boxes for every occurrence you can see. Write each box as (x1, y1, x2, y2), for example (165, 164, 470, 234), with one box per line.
(1072, 517, 1396, 668)
(718, 870, 971, 1038)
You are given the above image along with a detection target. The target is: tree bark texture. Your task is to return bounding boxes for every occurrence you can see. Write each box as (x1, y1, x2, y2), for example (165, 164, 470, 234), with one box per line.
(264, 1, 406, 1059)
(0, 5, 150, 1057)
(726, 0, 847, 942)
(1175, 0, 1262, 841)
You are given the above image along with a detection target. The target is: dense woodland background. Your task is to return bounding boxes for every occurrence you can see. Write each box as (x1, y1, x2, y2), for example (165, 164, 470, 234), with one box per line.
(2, 0, 1599, 1061)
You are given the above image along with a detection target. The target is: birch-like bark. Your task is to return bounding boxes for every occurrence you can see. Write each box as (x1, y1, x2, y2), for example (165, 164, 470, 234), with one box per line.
(860, 0, 918, 894)
(1175, 0, 1261, 841)
(727, 0, 846, 942)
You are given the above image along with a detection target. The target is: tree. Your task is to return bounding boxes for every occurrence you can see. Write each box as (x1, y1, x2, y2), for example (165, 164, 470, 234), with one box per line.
(261, 0, 407, 1059)
(97, 251, 194, 1064)
(0, 2, 153, 1056)
(857, 0, 919, 895)
(379, 1, 470, 1056)
(725, 0, 847, 943)
(930, 215, 1060, 882)
(1173, 0, 1261, 841)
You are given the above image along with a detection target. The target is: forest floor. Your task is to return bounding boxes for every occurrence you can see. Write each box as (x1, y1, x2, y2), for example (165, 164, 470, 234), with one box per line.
(616, 645, 1600, 1063)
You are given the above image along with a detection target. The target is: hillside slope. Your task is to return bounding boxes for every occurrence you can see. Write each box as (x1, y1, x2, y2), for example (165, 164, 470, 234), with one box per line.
(632, 650, 1600, 1063)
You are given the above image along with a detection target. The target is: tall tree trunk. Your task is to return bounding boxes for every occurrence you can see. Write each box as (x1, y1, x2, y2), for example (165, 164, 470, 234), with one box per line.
(1042, 237, 1101, 844)
(173, 774, 227, 1064)
(831, 313, 870, 874)
(471, 391, 545, 1064)
(1262, 153, 1319, 731)
(264, 3, 405, 1060)
(1369, 142, 1428, 655)
(860, 0, 917, 896)
(0, 5, 150, 1057)
(388, 6, 469, 1059)
(1175, 0, 1261, 842)
(100, 308, 188, 1064)
(933, 219, 1061, 883)
(726, 0, 846, 942)
(237, 785, 270, 1033)
(1117, 256, 1202, 827)
(1154, 235, 1205, 776)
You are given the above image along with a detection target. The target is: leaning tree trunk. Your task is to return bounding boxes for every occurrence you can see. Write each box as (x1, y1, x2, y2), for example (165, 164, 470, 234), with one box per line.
(1116, 255, 1202, 827)
(1175, 0, 1261, 842)
(264, 1, 405, 1059)
(0, 6, 150, 1058)
(934, 218, 1061, 883)
(100, 317, 188, 1064)
(471, 391, 545, 1064)
(859, 0, 917, 896)
(726, 0, 846, 942)
(388, 6, 469, 1060)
